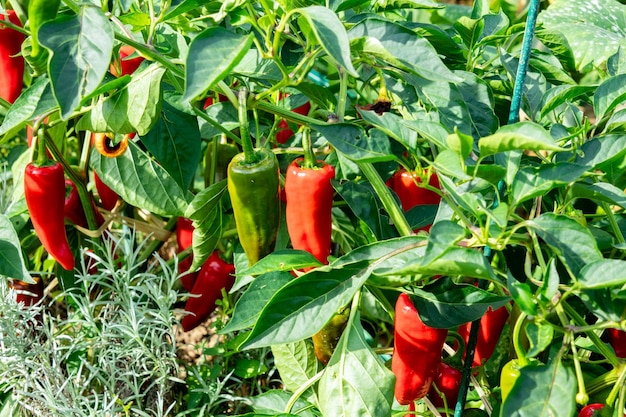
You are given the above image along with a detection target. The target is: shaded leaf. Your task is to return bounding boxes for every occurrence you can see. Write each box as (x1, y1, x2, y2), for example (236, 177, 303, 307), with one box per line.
(0, 215, 33, 283)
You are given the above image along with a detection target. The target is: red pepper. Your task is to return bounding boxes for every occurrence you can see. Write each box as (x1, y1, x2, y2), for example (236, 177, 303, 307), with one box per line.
(428, 362, 462, 408)
(388, 168, 440, 231)
(181, 251, 235, 332)
(275, 97, 310, 144)
(176, 217, 197, 291)
(458, 305, 509, 367)
(24, 162, 75, 270)
(110, 45, 144, 77)
(579, 404, 606, 417)
(392, 293, 448, 404)
(0, 10, 25, 104)
(64, 179, 104, 228)
(94, 171, 119, 211)
(9, 277, 44, 307)
(284, 158, 335, 265)
(608, 328, 626, 358)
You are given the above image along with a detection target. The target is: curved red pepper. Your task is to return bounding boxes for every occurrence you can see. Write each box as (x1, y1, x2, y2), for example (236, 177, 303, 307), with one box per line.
(176, 217, 197, 291)
(608, 328, 626, 358)
(392, 293, 448, 404)
(428, 362, 462, 408)
(64, 179, 104, 228)
(24, 162, 75, 270)
(94, 171, 119, 211)
(285, 158, 335, 265)
(388, 168, 440, 231)
(0, 10, 25, 104)
(458, 305, 509, 367)
(181, 252, 235, 332)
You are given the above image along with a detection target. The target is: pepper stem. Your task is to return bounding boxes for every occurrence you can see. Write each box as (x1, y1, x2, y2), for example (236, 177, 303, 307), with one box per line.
(301, 128, 316, 169)
(35, 126, 49, 166)
(238, 87, 257, 165)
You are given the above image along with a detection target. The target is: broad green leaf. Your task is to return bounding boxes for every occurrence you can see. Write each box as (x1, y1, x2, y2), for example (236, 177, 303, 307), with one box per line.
(358, 110, 420, 151)
(183, 27, 254, 102)
(501, 49, 547, 121)
(141, 101, 201, 190)
(501, 359, 576, 416)
(318, 315, 395, 417)
(333, 235, 428, 268)
(607, 46, 626, 76)
(77, 65, 166, 135)
(403, 247, 496, 280)
(605, 108, 626, 133)
(479, 122, 564, 157)
(534, 29, 577, 75)
(526, 321, 554, 358)
(409, 278, 511, 328)
(578, 259, 626, 289)
(0, 215, 33, 283)
(236, 250, 321, 276)
(575, 134, 626, 171)
(540, 85, 595, 119)
(0, 77, 56, 137)
(538, 0, 626, 72)
(453, 70, 499, 138)
(233, 48, 282, 81)
(297, 6, 358, 77)
(90, 141, 190, 217)
(528, 213, 603, 277)
(400, 119, 450, 150)
(570, 181, 626, 209)
(594, 73, 626, 121)
(447, 130, 474, 160)
(433, 149, 471, 180)
(349, 19, 461, 82)
(249, 390, 318, 417)
(240, 261, 372, 350)
(272, 341, 320, 394)
(313, 124, 394, 163)
(184, 180, 227, 270)
(511, 163, 589, 205)
(39, 7, 113, 119)
(222, 271, 293, 334)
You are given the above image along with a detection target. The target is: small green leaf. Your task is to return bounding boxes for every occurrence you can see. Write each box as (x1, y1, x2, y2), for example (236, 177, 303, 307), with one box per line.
(575, 134, 626, 169)
(540, 85, 595, 118)
(479, 122, 564, 156)
(313, 123, 394, 163)
(511, 163, 589, 205)
(594, 74, 626, 121)
(234, 358, 268, 378)
(0, 215, 33, 283)
(272, 341, 320, 394)
(507, 273, 537, 316)
(249, 390, 318, 417)
(0, 77, 55, 137)
(447, 130, 474, 159)
(526, 321, 554, 358)
(236, 250, 321, 276)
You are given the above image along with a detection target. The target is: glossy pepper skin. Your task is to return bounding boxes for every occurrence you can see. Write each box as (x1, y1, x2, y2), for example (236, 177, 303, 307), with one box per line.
(9, 277, 44, 306)
(64, 179, 104, 228)
(392, 293, 448, 404)
(28, 0, 61, 60)
(94, 171, 119, 211)
(579, 404, 606, 417)
(176, 217, 197, 291)
(312, 306, 349, 364)
(388, 168, 440, 231)
(110, 45, 144, 77)
(608, 328, 626, 358)
(0, 10, 25, 104)
(500, 359, 521, 401)
(24, 162, 75, 271)
(181, 252, 235, 332)
(285, 158, 335, 265)
(428, 362, 462, 408)
(458, 305, 509, 367)
(227, 148, 280, 265)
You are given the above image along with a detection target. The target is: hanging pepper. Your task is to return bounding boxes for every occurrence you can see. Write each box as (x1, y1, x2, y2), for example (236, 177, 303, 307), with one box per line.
(64, 179, 104, 228)
(312, 306, 350, 365)
(227, 88, 280, 265)
(388, 168, 440, 231)
(607, 329, 626, 358)
(204, 140, 239, 186)
(28, 0, 61, 61)
(93, 132, 129, 158)
(181, 251, 235, 332)
(285, 158, 335, 265)
(428, 362, 462, 408)
(110, 45, 144, 77)
(176, 217, 197, 291)
(0, 10, 25, 104)
(458, 305, 510, 367)
(94, 171, 119, 211)
(24, 161, 75, 270)
(392, 293, 449, 404)
(275, 94, 310, 144)
(500, 359, 521, 401)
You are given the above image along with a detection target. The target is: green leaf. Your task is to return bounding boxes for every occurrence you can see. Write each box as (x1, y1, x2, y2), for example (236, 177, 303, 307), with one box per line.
(540, 85, 595, 119)
(39, 7, 113, 119)
(501, 49, 547, 121)
(141, 101, 201, 190)
(297, 6, 358, 77)
(358, 110, 420, 151)
(607, 45, 626, 76)
(526, 321, 554, 358)
(511, 163, 589, 205)
(222, 271, 293, 333)
(184, 180, 228, 270)
(447, 130, 474, 160)
(318, 314, 395, 417)
(76, 65, 166, 136)
(236, 250, 321, 276)
(529, 213, 603, 277)
(90, 141, 190, 217)
(479, 122, 564, 157)
(239, 261, 372, 350)
(350, 19, 460, 82)
(594, 74, 626, 121)
(507, 272, 537, 316)
(570, 181, 626, 209)
(0, 77, 56, 137)
(578, 259, 626, 289)
(538, 0, 626, 72)
(249, 390, 318, 417)
(312, 123, 394, 163)
(409, 277, 511, 328)
(501, 359, 576, 416)
(575, 134, 626, 170)
(0, 215, 33, 283)
(183, 27, 254, 102)
(272, 341, 320, 394)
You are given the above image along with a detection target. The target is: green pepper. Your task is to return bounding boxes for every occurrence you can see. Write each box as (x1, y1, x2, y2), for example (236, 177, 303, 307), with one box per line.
(28, 0, 61, 60)
(227, 148, 280, 265)
(312, 306, 350, 365)
(500, 359, 521, 401)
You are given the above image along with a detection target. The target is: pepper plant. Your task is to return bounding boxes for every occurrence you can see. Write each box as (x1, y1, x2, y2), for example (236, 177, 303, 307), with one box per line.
(1, 0, 626, 416)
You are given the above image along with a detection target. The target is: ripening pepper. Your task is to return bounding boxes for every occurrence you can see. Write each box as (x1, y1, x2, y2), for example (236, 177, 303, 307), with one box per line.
(28, 0, 61, 60)
(500, 359, 521, 401)
(176, 217, 197, 291)
(312, 306, 350, 364)
(392, 293, 448, 404)
(388, 168, 440, 231)
(181, 251, 235, 332)
(285, 158, 335, 265)
(428, 362, 462, 408)
(607, 328, 626, 358)
(94, 171, 119, 211)
(458, 305, 509, 367)
(227, 148, 280, 265)
(64, 179, 104, 228)
(0, 10, 25, 104)
(24, 161, 75, 270)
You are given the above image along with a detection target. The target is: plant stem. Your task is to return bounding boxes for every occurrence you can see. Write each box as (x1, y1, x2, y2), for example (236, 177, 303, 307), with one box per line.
(238, 88, 257, 165)
(301, 128, 315, 169)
